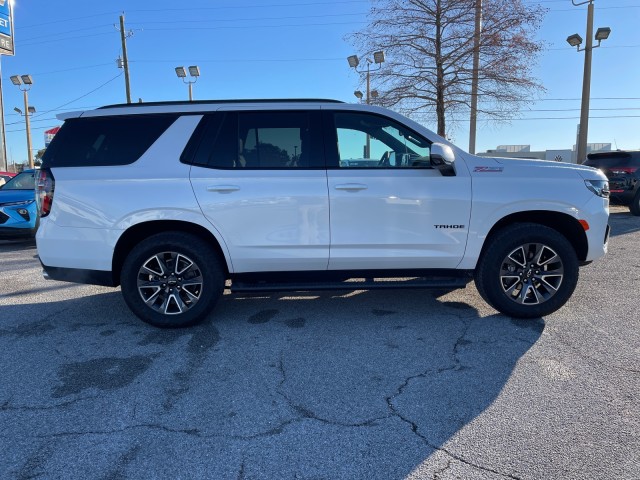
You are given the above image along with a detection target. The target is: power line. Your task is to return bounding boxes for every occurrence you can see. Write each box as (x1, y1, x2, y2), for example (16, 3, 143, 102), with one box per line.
(30, 73, 123, 120)
(127, 12, 366, 27)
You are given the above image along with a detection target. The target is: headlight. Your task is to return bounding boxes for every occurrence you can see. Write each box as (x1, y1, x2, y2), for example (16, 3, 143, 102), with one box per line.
(585, 180, 609, 198)
(0, 199, 35, 207)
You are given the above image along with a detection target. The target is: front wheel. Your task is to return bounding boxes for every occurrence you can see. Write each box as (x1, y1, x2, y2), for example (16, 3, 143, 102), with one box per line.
(474, 223, 579, 318)
(120, 232, 224, 327)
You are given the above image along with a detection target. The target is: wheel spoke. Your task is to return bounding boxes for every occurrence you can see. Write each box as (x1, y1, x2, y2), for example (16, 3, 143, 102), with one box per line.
(175, 254, 194, 275)
(507, 247, 527, 268)
(140, 286, 162, 304)
(517, 283, 539, 304)
(164, 294, 185, 315)
(181, 283, 202, 300)
(540, 274, 562, 291)
(142, 255, 165, 276)
(536, 246, 559, 267)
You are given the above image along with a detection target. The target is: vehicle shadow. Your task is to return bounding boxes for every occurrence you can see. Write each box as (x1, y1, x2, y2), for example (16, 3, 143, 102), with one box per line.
(1, 286, 543, 479)
(0, 238, 36, 252)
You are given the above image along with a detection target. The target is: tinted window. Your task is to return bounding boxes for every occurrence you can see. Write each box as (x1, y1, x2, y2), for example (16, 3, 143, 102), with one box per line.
(585, 152, 640, 168)
(327, 112, 431, 168)
(42, 115, 177, 167)
(193, 111, 323, 169)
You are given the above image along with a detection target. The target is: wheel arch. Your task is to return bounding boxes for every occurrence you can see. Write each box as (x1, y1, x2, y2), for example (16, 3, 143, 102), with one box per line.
(112, 220, 230, 286)
(480, 211, 589, 263)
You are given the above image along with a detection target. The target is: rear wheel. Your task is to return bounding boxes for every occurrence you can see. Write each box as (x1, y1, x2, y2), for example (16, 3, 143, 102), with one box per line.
(120, 232, 224, 327)
(475, 223, 579, 318)
(629, 190, 640, 216)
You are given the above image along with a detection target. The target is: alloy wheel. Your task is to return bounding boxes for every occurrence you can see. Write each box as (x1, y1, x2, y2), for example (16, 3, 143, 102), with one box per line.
(136, 251, 204, 315)
(499, 243, 564, 305)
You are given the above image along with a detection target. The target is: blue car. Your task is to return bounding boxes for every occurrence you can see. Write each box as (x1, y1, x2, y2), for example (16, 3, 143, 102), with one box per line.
(0, 169, 38, 239)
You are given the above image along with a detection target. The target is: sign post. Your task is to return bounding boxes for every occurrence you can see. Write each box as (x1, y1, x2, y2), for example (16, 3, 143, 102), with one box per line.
(0, 0, 15, 171)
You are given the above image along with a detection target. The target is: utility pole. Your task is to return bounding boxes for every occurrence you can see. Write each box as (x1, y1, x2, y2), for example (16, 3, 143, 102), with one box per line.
(23, 89, 33, 168)
(468, 0, 482, 155)
(0, 62, 8, 171)
(118, 13, 132, 104)
(576, 1, 594, 164)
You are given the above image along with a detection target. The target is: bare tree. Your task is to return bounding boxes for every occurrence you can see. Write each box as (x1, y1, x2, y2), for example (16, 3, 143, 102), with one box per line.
(349, 0, 547, 137)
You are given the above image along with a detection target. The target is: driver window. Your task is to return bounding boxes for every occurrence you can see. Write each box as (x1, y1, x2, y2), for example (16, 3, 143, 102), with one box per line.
(334, 112, 431, 168)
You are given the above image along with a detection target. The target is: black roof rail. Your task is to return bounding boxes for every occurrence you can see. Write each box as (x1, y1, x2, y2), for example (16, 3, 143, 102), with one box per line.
(98, 99, 345, 109)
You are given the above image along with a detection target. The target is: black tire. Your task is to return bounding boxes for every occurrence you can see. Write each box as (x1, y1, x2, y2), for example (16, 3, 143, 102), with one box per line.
(474, 223, 579, 319)
(120, 232, 224, 327)
(629, 190, 640, 216)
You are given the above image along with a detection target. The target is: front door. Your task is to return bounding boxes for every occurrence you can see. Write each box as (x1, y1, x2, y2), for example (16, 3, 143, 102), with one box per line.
(324, 110, 472, 270)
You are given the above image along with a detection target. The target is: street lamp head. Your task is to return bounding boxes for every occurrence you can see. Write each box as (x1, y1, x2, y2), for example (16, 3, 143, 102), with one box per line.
(14, 107, 22, 114)
(188, 65, 200, 77)
(373, 51, 385, 64)
(347, 55, 359, 68)
(28, 106, 36, 114)
(566, 34, 583, 48)
(595, 27, 611, 41)
(10, 75, 22, 86)
(175, 66, 187, 78)
(354, 90, 363, 100)
(21, 75, 34, 85)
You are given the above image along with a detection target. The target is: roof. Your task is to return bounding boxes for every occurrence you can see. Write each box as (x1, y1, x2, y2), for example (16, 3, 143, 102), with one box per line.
(98, 98, 344, 109)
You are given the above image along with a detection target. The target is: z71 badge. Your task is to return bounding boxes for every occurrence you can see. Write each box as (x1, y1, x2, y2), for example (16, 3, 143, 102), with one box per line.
(474, 166, 504, 172)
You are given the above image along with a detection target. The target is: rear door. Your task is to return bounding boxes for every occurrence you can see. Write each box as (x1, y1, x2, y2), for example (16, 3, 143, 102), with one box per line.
(188, 109, 330, 273)
(323, 110, 472, 270)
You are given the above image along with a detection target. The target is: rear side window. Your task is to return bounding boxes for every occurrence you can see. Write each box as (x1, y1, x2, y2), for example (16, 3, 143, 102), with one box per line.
(185, 110, 324, 169)
(42, 114, 177, 167)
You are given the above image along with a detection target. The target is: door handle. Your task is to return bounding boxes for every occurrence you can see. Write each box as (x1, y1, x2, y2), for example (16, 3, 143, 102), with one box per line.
(334, 183, 368, 191)
(207, 185, 240, 193)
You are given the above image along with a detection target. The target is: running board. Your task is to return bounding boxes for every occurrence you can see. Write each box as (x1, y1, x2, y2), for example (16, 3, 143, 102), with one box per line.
(231, 276, 470, 294)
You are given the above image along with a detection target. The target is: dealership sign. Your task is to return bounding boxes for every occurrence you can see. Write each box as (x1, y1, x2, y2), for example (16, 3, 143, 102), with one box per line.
(0, 0, 14, 56)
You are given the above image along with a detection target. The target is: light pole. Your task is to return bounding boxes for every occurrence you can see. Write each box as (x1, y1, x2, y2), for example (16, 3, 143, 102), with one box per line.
(175, 66, 200, 101)
(348, 52, 384, 157)
(347, 51, 385, 105)
(567, 0, 611, 163)
(9, 75, 35, 169)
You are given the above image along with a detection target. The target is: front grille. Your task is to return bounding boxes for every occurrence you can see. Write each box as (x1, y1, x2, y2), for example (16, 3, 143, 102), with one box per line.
(0, 211, 9, 224)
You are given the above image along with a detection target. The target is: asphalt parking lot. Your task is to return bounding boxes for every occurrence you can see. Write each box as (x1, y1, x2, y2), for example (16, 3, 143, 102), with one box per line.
(0, 205, 638, 480)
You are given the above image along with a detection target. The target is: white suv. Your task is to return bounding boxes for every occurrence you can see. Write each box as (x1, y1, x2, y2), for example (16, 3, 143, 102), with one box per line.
(36, 100, 610, 327)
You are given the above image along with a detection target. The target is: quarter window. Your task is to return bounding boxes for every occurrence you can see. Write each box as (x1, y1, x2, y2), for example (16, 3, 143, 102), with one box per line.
(42, 115, 177, 167)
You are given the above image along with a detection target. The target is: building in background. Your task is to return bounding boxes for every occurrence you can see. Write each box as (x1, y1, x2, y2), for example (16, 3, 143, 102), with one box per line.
(478, 143, 612, 163)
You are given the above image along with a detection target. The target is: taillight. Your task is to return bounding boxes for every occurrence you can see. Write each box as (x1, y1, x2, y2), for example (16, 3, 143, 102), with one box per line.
(610, 167, 638, 175)
(36, 168, 55, 217)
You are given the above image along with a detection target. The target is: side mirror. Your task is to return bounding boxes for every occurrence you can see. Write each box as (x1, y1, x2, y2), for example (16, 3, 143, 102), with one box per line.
(430, 143, 455, 166)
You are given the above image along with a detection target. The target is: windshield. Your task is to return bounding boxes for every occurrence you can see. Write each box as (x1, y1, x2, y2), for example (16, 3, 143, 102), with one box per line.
(1, 171, 36, 190)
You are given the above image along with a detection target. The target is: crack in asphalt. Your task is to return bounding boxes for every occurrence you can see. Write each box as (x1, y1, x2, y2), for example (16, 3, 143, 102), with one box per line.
(432, 459, 452, 480)
(385, 316, 523, 480)
(35, 423, 203, 440)
(275, 354, 392, 429)
(0, 396, 95, 412)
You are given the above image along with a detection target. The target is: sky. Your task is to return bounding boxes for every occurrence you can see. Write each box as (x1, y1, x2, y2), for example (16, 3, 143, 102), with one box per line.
(1, 0, 639, 167)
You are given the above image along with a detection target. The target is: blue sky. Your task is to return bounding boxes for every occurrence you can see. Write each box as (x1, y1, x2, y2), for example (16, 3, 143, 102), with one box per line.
(1, 0, 639, 165)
